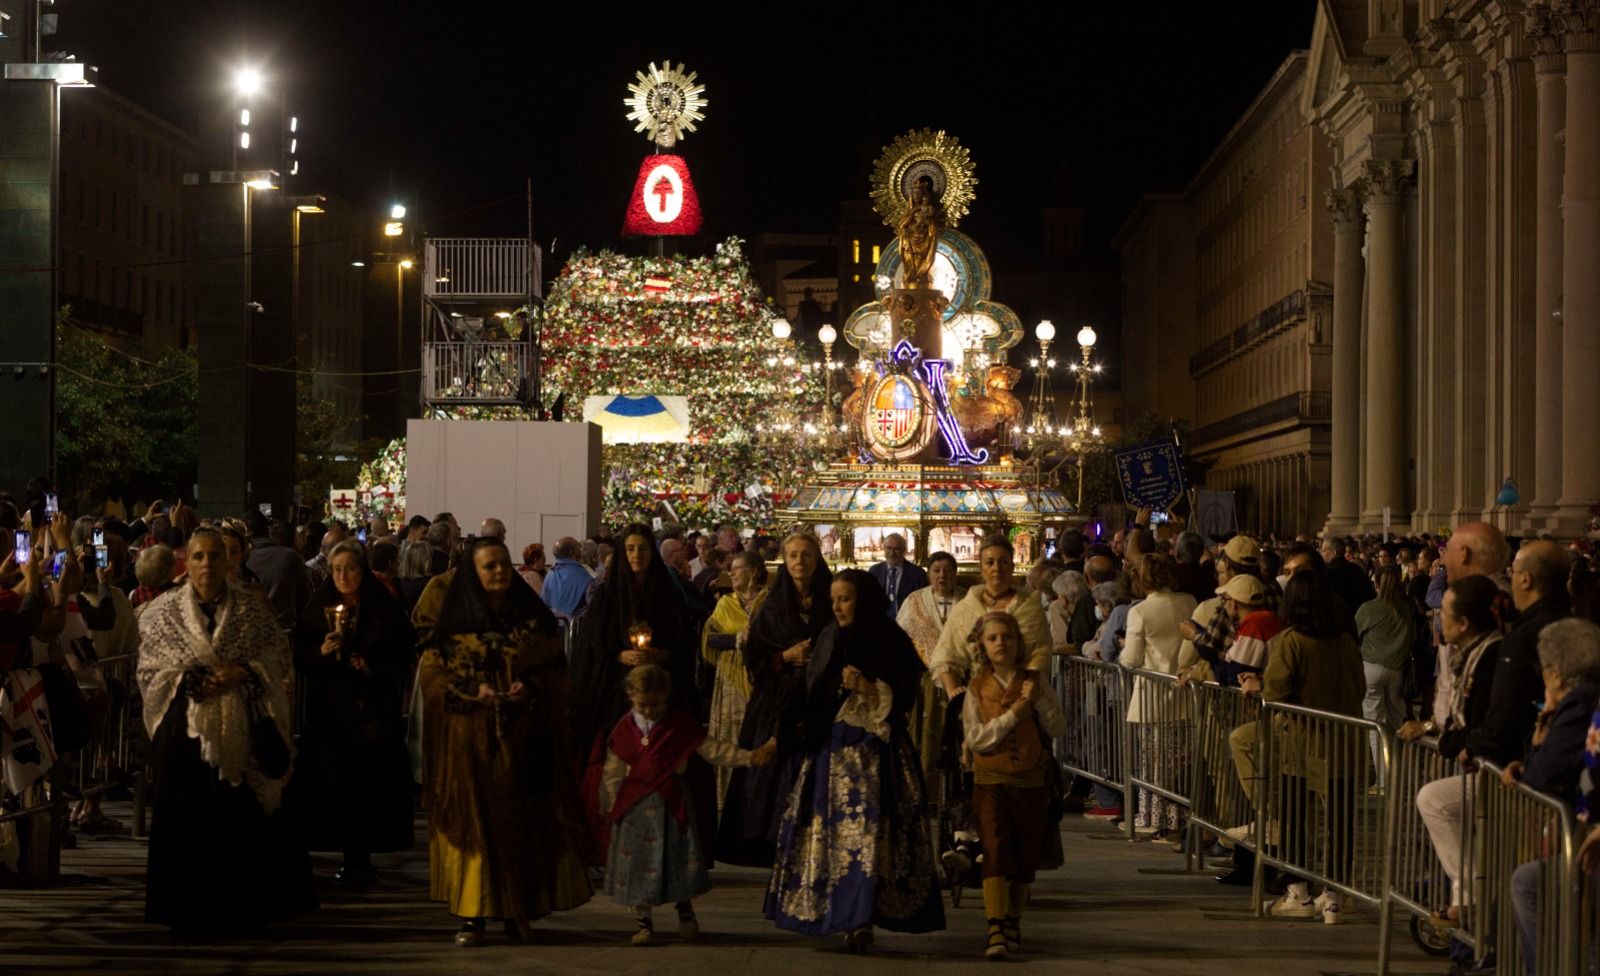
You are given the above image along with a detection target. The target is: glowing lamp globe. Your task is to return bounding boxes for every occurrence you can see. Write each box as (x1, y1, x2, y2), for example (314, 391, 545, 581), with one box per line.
(818, 324, 837, 345)
(771, 318, 792, 340)
(1077, 325, 1098, 348)
(1035, 320, 1056, 342)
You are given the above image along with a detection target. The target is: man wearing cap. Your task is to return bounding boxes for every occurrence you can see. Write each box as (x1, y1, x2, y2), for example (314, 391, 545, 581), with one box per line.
(1214, 575, 1283, 687)
(1180, 536, 1270, 672)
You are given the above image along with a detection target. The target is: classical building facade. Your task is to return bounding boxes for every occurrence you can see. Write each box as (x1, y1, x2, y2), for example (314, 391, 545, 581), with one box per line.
(1308, 0, 1600, 536)
(1118, 53, 1336, 539)
(1122, 0, 1600, 537)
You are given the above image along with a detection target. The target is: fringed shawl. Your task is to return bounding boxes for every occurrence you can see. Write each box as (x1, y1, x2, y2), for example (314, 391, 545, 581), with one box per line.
(135, 581, 294, 813)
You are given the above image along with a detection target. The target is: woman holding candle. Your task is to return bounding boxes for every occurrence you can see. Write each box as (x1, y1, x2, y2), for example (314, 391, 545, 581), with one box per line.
(568, 523, 701, 856)
(420, 537, 591, 946)
(293, 539, 418, 885)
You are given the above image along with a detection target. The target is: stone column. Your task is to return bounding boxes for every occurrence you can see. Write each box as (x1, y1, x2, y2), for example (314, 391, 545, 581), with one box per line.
(1325, 184, 1367, 535)
(1529, 8, 1567, 524)
(1556, 1, 1600, 530)
(1362, 160, 1413, 529)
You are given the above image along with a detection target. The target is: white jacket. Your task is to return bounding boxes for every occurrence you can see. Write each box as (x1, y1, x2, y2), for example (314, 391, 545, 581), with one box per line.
(1121, 588, 1198, 722)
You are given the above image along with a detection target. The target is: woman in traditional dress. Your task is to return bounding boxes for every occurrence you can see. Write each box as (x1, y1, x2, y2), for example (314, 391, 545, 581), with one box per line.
(931, 534, 1052, 698)
(700, 550, 769, 812)
(765, 568, 945, 951)
(894, 550, 961, 797)
(567, 523, 700, 855)
(137, 527, 316, 932)
(419, 538, 591, 946)
(716, 531, 833, 866)
(293, 539, 417, 884)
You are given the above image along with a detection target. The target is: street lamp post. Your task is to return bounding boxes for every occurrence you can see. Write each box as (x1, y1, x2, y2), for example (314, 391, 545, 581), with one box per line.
(1066, 325, 1103, 511)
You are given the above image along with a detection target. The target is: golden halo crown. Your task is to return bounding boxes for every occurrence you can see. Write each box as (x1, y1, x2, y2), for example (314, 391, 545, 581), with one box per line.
(871, 129, 978, 229)
(624, 61, 708, 148)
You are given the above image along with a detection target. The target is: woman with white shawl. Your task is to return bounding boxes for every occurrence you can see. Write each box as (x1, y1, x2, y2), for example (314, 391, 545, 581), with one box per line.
(137, 527, 315, 932)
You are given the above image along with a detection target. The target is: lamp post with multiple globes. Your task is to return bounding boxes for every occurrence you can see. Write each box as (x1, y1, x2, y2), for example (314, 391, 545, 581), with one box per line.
(1064, 324, 1105, 510)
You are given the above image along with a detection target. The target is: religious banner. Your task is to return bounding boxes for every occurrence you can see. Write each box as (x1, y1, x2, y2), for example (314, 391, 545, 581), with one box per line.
(1194, 489, 1237, 538)
(621, 154, 704, 237)
(1114, 438, 1187, 512)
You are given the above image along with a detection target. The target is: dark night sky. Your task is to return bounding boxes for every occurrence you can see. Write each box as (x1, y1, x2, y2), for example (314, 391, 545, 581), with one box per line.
(55, 2, 1316, 271)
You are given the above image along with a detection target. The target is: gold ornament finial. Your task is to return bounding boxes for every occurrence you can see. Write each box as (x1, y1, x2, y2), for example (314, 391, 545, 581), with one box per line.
(871, 129, 977, 229)
(624, 61, 708, 150)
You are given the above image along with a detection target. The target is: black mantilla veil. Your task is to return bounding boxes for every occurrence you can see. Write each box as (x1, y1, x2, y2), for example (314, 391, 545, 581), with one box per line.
(797, 568, 924, 752)
(430, 538, 556, 647)
(566, 523, 697, 766)
(715, 532, 836, 865)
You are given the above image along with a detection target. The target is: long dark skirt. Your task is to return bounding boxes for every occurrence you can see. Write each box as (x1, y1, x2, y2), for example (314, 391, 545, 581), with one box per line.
(716, 670, 802, 866)
(295, 694, 414, 855)
(145, 690, 318, 932)
(764, 722, 945, 936)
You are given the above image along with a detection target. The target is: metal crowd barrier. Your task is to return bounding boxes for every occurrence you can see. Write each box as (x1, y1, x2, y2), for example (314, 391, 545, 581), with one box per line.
(1186, 680, 1259, 859)
(1050, 655, 1128, 815)
(1250, 699, 1390, 917)
(1125, 667, 1194, 850)
(0, 653, 146, 883)
(1375, 735, 1468, 970)
(1472, 761, 1582, 976)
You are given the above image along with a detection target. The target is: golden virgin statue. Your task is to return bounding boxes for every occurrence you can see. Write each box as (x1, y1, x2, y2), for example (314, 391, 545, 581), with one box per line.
(896, 174, 944, 288)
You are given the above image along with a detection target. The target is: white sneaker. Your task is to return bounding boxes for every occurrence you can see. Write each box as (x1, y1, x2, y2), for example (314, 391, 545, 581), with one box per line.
(1314, 891, 1343, 924)
(1264, 893, 1317, 919)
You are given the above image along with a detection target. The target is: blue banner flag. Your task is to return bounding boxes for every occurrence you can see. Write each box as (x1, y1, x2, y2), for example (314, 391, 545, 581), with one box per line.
(1114, 439, 1187, 511)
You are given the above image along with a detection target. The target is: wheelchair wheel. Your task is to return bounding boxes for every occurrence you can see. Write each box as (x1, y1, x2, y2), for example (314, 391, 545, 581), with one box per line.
(1409, 915, 1453, 957)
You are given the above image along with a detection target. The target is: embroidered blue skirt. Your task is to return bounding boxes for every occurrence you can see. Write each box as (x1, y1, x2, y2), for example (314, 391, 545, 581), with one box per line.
(764, 722, 945, 935)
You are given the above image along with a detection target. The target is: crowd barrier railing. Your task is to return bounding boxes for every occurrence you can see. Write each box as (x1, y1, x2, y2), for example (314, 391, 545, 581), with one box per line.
(1050, 656, 1129, 825)
(1125, 667, 1194, 851)
(1472, 760, 1582, 976)
(1374, 735, 1470, 972)
(1250, 699, 1391, 918)
(1185, 680, 1260, 861)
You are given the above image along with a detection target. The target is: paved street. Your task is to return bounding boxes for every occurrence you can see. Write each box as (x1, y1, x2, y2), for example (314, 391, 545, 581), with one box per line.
(0, 802, 1441, 975)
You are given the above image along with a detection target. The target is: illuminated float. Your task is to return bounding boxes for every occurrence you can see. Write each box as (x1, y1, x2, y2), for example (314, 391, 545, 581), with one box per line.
(778, 130, 1076, 566)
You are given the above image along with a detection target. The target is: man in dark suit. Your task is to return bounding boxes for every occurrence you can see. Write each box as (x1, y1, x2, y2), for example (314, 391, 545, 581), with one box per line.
(868, 533, 928, 618)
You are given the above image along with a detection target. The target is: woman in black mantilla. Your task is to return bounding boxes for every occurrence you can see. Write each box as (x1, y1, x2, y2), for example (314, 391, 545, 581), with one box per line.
(716, 531, 833, 867)
(764, 568, 944, 950)
(292, 539, 418, 884)
(136, 527, 317, 932)
(568, 523, 700, 856)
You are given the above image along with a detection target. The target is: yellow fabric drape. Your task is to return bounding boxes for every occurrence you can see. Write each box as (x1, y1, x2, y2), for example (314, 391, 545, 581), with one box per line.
(700, 591, 765, 699)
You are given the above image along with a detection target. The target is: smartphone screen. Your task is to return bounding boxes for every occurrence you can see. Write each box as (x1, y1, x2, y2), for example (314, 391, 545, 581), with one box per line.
(92, 528, 105, 547)
(357, 528, 368, 544)
(51, 550, 67, 580)
(44, 492, 58, 518)
(12, 530, 28, 566)
(95, 544, 109, 567)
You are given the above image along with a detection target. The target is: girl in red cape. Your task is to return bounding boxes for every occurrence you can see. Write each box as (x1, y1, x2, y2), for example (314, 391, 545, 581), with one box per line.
(600, 665, 776, 946)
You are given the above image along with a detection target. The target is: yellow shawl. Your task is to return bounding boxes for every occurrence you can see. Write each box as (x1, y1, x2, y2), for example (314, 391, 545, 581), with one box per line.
(701, 589, 766, 699)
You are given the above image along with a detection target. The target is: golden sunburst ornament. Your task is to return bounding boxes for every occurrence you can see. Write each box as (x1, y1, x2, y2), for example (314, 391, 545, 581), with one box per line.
(871, 129, 978, 229)
(624, 61, 708, 150)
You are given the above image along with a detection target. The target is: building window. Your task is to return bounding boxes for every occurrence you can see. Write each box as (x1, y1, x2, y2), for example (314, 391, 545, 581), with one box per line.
(871, 244, 881, 264)
(852, 239, 860, 263)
